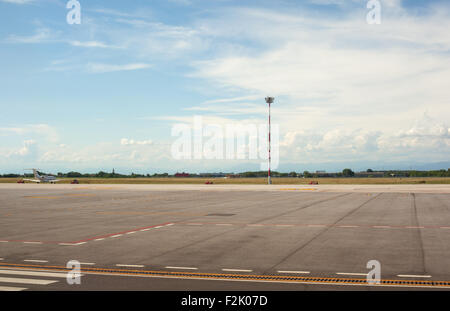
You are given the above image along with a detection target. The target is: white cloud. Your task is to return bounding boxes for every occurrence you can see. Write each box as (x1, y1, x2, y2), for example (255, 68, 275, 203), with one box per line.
(0, 0, 33, 4)
(120, 138, 153, 146)
(6, 28, 52, 43)
(87, 63, 152, 73)
(69, 40, 122, 49)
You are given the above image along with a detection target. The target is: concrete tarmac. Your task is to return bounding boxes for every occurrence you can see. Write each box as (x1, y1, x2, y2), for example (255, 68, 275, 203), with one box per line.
(0, 184, 449, 291)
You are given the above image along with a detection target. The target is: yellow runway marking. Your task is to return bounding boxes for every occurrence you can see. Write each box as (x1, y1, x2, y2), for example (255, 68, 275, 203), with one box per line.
(0, 263, 449, 289)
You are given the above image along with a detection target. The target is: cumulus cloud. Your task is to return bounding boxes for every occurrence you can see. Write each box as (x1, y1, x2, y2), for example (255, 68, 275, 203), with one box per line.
(87, 63, 152, 73)
(120, 138, 153, 146)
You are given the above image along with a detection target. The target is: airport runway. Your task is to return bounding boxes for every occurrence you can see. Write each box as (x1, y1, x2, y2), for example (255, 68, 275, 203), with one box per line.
(0, 184, 450, 291)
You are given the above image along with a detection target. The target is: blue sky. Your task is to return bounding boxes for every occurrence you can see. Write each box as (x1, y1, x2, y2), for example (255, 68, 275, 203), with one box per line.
(0, 0, 449, 174)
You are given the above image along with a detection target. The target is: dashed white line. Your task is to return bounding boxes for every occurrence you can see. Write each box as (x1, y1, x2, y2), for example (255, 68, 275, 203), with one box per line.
(126, 232, 136, 235)
(23, 260, 48, 263)
(23, 242, 42, 245)
(166, 266, 198, 270)
(116, 264, 144, 268)
(94, 238, 105, 241)
(278, 270, 310, 274)
(140, 229, 151, 232)
(275, 225, 294, 227)
(79, 262, 95, 266)
(222, 269, 253, 273)
(216, 224, 233, 226)
(397, 274, 432, 278)
(0, 269, 72, 278)
(336, 272, 368, 276)
(111, 234, 123, 238)
(0, 286, 27, 291)
(373, 226, 391, 228)
(406, 226, 425, 229)
(154, 226, 163, 229)
(338, 225, 359, 228)
(166, 223, 174, 226)
(73, 242, 87, 245)
(0, 277, 57, 285)
(0, 258, 3, 261)
(58, 243, 75, 246)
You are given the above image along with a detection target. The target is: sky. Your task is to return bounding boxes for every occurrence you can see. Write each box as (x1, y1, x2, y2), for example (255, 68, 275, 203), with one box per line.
(0, 0, 449, 174)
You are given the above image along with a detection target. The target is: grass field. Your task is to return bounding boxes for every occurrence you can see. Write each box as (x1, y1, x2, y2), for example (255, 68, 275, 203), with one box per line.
(1, 177, 450, 184)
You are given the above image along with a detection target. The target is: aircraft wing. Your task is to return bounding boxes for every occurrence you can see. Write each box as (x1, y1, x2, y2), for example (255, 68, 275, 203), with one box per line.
(23, 179, 41, 183)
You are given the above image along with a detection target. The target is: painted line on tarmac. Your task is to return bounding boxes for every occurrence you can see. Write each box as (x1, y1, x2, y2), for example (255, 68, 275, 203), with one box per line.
(278, 270, 310, 274)
(222, 268, 253, 273)
(1, 263, 449, 289)
(397, 274, 432, 278)
(166, 266, 198, 270)
(23, 260, 48, 263)
(177, 221, 450, 231)
(116, 264, 145, 268)
(336, 272, 368, 276)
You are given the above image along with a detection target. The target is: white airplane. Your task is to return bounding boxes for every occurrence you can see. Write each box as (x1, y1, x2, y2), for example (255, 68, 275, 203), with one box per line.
(24, 169, 60, 184)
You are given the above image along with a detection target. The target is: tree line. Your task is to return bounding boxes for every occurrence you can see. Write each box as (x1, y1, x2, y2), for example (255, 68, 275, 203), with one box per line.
(1, 168, 449, 178)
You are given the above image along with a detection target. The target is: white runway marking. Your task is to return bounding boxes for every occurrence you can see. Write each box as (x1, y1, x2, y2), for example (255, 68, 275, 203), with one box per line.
(59, 243, 75, 246)
(94, 238, 105, 241)
(23, 260, 48, 263)
(216, 224, 233, 226)
(166, 223, 174, 226)
(126, 232, 136, 235)
(116, 264, 144, 268)
(338, 225, 359, 228)
(397, 274, 432, 278)
(0, 269, 72, 278)
(278, 270, 310, 274)
(73, 242, 86, 245)
(154, 226, 163, 229)
(140, 229, 151, 232)
(79, 262, 95, 265)
(0, 258, 3, 261)
(336, 272, 368, 276)
(0, 286, 27, 291)
(166, 266, 198, 270)
(406, 226, 425, 229)
(0, 277, 57, 285)
(307, 225, 326, 227)
(276, 225, 294, 227)
(23, 242, 42, 245)
(373, 226, 391, 228)
(222, 269, 253, 273)
(111, 235, 123, 238)
(0, 241, 8, 243)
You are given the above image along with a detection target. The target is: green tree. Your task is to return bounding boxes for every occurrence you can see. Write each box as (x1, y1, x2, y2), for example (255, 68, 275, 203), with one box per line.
(342, 168, 355, 177)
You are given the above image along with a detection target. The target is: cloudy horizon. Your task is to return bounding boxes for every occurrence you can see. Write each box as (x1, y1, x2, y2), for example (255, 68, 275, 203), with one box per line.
(0, 0, 449, 174)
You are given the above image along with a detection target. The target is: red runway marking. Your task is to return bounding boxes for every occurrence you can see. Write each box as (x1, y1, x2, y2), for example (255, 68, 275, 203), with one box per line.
(0, 222, 173, 245)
